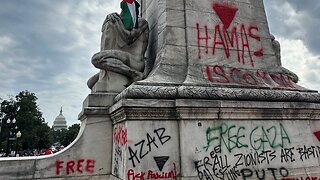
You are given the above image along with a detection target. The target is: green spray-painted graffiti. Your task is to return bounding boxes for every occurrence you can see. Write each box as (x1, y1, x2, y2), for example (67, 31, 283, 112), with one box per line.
(203, 123, 291, 152)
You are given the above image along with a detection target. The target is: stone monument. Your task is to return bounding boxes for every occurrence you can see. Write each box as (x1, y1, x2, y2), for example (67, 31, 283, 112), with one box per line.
(108, 0, 320, 179)
(0, 0, 320, 179)
(87, 0, 150, 105)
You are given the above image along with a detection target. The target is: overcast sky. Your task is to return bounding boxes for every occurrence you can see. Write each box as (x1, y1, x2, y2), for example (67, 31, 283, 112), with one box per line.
(0, 0, 319, 126)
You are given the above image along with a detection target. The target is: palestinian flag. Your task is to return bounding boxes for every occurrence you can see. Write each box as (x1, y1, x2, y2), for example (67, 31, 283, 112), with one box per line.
(121, 0, 140, 30)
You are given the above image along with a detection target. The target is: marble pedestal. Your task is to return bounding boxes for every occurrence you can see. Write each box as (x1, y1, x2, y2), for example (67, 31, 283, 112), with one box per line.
(109, 98, 320, 180)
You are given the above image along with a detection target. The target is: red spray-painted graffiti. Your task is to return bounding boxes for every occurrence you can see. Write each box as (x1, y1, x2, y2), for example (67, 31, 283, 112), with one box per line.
(55, 159, 95, 176)
(197, 3, 263, 67)
(114, 126, 128, 146)
(205, 65, 296, 89)
(127, 163, 177, 180)
(313, 131, 320, 142)
(282, 177, 320, 180)
(212, 3, 238, 29)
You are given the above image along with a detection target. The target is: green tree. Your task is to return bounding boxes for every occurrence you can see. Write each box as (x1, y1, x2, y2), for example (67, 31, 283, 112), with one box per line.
(65, 123, 80, 145)
(16, 91, 53, 150)
(1, 98, 18, 121)
(52, 128, 67, 147)
(52, 124, 80, 147)
(0, 98, 19, 153)
(0, 91, 53, 152)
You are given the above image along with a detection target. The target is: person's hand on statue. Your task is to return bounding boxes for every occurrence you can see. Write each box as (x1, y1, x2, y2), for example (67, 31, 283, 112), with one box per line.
(126, 20, 148, 43)
(106, 12, 121, 23)
(102, 13, 122, 32)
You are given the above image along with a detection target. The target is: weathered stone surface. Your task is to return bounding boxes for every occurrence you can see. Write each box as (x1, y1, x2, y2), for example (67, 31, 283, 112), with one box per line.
(175, 99, 320, 179)
(107, 99, 320, 179)
(88, 10, 150, 94)
(115, 84, 320, 102)
(0, 102, 113, 180)
(2, 97, 319, 179)
(118, 0, 320, 102)
(1, 1, 319, 180)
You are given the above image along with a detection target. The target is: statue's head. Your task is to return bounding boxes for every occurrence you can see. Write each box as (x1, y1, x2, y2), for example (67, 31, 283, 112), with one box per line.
(270, 34, 275, 41)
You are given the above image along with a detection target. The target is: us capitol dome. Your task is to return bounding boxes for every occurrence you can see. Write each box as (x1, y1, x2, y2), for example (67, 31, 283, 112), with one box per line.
(52, 107, 68, 131)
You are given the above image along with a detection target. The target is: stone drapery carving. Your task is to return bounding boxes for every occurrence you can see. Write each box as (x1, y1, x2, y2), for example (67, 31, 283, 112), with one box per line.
(88, 0, 150, 91)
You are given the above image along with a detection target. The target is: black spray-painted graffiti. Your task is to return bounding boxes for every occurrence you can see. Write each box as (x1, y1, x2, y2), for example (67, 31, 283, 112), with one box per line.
(241, 167, 289, 180)
(154, 156, 170, 171)
(296, 145, 320, 162)
(128, 128, 171, 167)
(195, 155, 289, 180)
(195, 144, 320, 180)
(194, 146, 282, 180)
(194, 121, 320, 180)
(203, 123, 291, 152)
(278, 145, 320, 163)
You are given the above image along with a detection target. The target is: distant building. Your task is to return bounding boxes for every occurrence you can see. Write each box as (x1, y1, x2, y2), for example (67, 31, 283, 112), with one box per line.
(52, 107, 68, 131)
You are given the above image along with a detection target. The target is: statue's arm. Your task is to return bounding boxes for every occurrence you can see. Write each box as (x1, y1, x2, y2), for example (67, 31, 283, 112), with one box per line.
(129, 20, 148, 37)
(126, 19, 149, 44)
(101, 13, 121, 32)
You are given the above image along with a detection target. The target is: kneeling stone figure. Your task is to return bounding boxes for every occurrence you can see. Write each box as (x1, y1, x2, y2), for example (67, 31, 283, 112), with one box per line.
(88, 0, 150, 92)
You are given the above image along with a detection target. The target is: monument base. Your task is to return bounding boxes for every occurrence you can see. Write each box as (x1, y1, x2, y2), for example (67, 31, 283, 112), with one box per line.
(116, 83, 320, 103)
(109, 98, 320, 180)
(92, 70, 130, 93)
(0, 94, 114, 180)
(0, 96, 319, 179)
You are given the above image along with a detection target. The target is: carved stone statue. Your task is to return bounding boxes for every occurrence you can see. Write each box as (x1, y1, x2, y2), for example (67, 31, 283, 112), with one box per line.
(88, 0, 150, 92)
(271, 34, 299, 83)
(271, 34, 281, 66)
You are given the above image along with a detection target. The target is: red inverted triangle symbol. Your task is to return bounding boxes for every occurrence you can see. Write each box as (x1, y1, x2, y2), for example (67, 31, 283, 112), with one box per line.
(212, 3, 238, 29)
(314, 131, 320, 142)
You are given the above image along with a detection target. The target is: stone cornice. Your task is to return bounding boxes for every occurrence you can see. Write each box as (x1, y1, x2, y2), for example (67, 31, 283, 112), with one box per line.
(115, 84, 320, 103)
